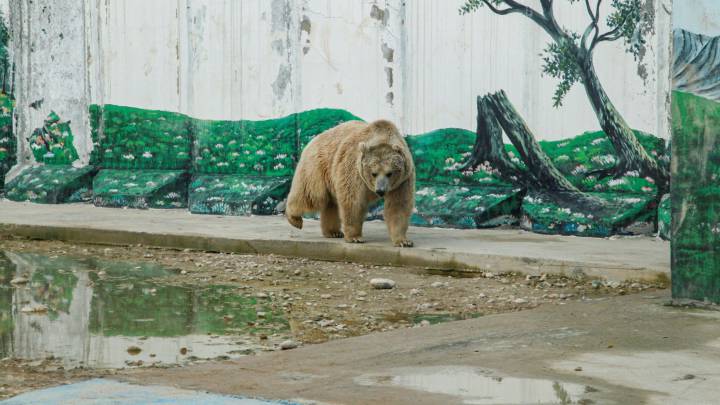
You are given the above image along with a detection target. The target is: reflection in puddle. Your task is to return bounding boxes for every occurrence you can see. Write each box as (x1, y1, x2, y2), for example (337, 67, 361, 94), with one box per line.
(357, 366, 588, 404)
(0, 252, 288, 369)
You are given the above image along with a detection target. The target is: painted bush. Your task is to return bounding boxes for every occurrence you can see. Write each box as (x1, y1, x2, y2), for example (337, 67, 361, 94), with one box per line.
(0, 93, 13, 190)
(192, 108, 361, 176)
(4, 165, 95, 204)
(189, 109, 361, 216)
(92, 169, 188, 209)
(189, 175, 291, 216)
(671, 90, 720, 302)
(29, 111, 79, 165)
(94, 105, 192, 170)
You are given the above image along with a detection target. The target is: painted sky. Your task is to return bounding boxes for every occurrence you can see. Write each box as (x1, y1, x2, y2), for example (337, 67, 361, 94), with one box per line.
(674, 0, 720, 36)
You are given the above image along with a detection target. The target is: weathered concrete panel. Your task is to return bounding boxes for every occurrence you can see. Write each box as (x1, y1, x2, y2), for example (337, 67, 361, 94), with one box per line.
(9, 0, 90, 169)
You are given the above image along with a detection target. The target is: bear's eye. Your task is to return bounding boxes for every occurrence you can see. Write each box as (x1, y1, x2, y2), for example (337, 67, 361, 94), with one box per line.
(387, 172, 393, 178)
(372, 172, 378, 177)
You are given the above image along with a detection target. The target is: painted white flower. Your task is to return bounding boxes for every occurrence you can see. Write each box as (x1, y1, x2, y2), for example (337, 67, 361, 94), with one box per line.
(436, 195, 448, 203)
(122, 154, 135, 160)
(625, 170, 640, 177)
(608, 178, 627, 187)
(146, 181, 157, 187)
(591, 138, 606, 145)
(256, 150, 266, 156)
(142, 152, 153, 158)
(215, 144, 224, 149)
(274, 163, 285, 170)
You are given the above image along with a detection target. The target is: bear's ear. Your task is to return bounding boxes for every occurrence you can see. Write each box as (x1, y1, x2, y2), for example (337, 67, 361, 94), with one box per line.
(359, 142, 369, 154)
(392, 144, 402, 152)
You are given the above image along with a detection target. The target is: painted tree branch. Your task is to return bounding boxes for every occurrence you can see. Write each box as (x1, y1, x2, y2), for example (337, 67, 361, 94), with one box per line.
(485, 91, 579, 193)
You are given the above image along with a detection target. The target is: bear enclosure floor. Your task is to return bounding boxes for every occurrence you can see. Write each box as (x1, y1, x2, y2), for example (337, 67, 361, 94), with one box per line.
(0, 237, 667, 400)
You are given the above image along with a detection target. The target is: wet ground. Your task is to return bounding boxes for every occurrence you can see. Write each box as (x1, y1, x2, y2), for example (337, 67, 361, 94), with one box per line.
(0, 236, 667, 400)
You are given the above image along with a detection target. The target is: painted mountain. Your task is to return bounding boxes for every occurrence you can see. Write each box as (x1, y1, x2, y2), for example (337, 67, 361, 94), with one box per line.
(673, 29, 720, 101)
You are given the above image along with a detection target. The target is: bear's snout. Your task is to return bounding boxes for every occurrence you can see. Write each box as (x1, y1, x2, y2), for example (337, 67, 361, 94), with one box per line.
(375, 176, 389, 197)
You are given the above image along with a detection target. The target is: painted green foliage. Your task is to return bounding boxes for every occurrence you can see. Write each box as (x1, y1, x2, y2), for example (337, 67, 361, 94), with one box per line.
(29, 111, 79, 165)
(0, 93, 13, 190)
(92, 169, 188, 209)
(96, 105, 192, 170)
(4, 165, 95, 204)
(189, 109, 361, 216)
(671, 91, 720, 302)
(657, 194, 671, 241)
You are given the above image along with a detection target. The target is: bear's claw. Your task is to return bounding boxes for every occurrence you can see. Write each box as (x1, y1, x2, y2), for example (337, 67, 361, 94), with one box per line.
(345, 237, 365, 244)
(394, 239, 414, 248)
(325, 231, 344, 239)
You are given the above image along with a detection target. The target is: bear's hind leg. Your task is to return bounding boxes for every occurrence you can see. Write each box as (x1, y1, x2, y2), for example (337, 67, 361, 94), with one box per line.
(321, 203, 344, 238)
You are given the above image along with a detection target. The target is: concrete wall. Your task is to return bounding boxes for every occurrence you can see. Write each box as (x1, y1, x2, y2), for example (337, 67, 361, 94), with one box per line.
(7, 0, 672, 170)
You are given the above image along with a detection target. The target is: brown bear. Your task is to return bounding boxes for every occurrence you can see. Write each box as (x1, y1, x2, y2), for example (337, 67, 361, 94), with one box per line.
(285, 119, 415, 247)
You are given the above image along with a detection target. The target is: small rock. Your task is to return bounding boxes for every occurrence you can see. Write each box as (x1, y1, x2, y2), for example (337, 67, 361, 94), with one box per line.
(419, 320, 431, 327)
(478, 293, 487, 298)
(256, 292, 269, 299)
(180, 270, 188, 275)
(294, 270, 301, 276)
(10, 277, 28, 285)
(630, 282, 641, 289)
(127, 346, 142, 356)
(591, 280, 602, 289)
(409, 288, 421, 296)
(513, 298, 528, 304)
(574, 366, 583, 372)
(280, 340, 299, 350)
(430, 282, 447, 288)
(370, 278, 396, 289)
(256, 312, 266, 318)
(320, 294, 332, 299)
(20, 304, 48, 314)
(607, 281, 621, 289)
(483, 272, 495, 278)
(357, 291, 368, 297)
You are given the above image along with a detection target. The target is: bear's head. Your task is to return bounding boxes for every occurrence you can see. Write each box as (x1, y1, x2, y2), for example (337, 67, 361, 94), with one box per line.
(359, 124, 412, 197)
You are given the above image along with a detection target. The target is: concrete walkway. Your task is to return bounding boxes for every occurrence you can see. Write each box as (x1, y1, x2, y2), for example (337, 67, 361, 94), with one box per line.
(115, 291, 720, 405)
(0, 200, 669, 281)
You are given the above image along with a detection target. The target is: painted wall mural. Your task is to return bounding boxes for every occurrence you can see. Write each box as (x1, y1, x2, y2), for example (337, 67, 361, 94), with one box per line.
(671, 0, 720, 303)
(0, 7, 12, 192)
(3, 1, 673, 239)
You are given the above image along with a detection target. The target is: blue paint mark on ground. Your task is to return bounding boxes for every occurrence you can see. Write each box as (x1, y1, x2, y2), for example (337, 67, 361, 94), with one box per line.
(1, 379, 296, 405)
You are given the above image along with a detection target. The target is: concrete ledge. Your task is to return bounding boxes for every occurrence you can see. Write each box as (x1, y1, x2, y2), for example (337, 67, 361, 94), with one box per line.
(0, 201, 670, 281)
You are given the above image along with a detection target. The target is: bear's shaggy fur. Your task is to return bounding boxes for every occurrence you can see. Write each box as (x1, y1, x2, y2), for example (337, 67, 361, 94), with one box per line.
(285, 119, 415, 247)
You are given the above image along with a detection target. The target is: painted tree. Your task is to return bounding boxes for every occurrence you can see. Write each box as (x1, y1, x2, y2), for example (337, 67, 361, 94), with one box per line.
(0, 10, 10, 94)
(461, 0, 668, 191)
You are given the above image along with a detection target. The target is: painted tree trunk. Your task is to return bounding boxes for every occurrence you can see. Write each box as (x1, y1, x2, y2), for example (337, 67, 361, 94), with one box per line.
(578, 57, 669, 191)
(462, 95, 522, 181)
(486, 91, 580, 193)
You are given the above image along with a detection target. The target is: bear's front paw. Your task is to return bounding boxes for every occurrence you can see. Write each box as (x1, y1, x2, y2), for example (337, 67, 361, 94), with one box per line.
(393, 239, 414, 248)
(324, 231, 344, 239)
(345, 237, 365, 244)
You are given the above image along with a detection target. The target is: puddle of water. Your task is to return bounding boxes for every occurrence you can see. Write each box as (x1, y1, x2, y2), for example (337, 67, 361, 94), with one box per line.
(0, 251, 288, 369)
(357, 366, 589, 404)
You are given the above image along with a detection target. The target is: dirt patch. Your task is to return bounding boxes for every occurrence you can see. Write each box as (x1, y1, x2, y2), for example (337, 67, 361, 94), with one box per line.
(0, 236, 667, 399)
